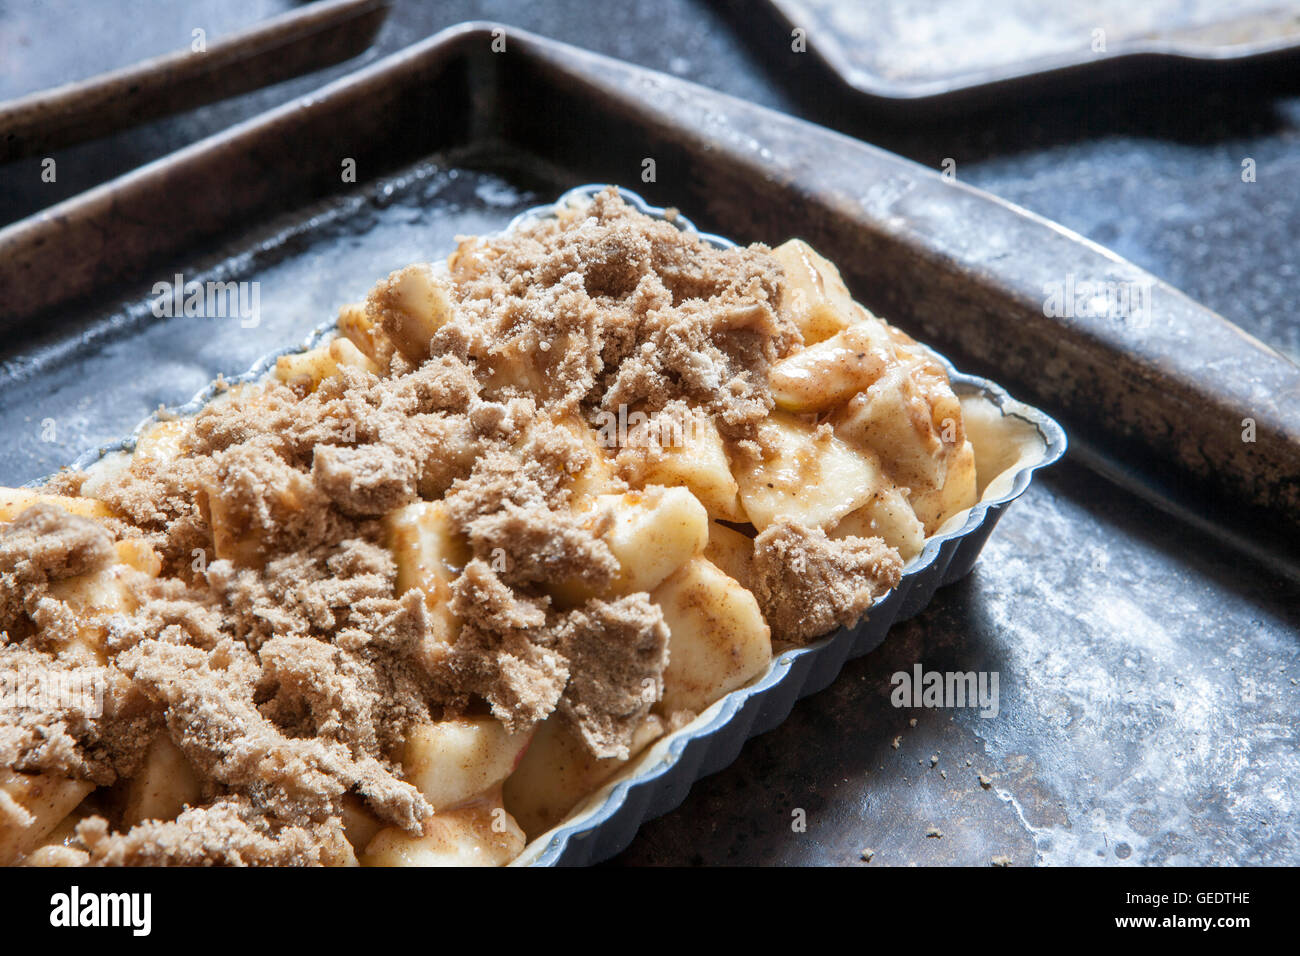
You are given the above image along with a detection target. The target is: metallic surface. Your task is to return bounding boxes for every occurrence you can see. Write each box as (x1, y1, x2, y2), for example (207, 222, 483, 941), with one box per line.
(4, 26, 1296, 558)
(0, 5, 1296, 866)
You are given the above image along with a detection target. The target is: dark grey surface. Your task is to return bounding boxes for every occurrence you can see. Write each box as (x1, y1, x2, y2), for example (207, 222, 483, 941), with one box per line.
(0, 0, 1296, 866)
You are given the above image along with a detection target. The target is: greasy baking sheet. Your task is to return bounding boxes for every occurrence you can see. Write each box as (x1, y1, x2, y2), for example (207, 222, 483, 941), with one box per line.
(1, 25, 1297, 865)
(762, 0, 1300, 105)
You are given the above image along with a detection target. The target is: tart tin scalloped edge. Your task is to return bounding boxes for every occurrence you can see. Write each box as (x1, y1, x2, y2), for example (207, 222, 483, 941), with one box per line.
(28, 183, 1067, 867)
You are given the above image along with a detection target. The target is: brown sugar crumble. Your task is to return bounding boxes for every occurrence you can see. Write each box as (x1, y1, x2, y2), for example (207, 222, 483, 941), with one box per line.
(0, 189, 950, 866)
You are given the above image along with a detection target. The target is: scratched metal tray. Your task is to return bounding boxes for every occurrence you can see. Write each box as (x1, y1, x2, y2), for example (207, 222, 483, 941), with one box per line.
(1, 24, 1297, 865)
(759, 0, 1300, 107)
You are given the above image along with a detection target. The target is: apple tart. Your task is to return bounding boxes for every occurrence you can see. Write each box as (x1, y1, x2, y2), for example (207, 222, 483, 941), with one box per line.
(0, 188, 977, 866)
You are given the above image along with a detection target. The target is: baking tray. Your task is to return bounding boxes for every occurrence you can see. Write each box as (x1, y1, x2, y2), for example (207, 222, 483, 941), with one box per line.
(2, 23, 1295, 573)
(0, 23, 1297, 864)
(757, 0, 1300, 108)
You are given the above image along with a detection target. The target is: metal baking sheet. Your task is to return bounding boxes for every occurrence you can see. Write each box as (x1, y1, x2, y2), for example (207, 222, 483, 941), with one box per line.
(761, 0, 1300, 106)
(1, 24, 1297, 865)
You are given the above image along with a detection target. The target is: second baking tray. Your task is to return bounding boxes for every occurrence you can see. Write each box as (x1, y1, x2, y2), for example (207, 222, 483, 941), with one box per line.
(757, 0, 1300, 109)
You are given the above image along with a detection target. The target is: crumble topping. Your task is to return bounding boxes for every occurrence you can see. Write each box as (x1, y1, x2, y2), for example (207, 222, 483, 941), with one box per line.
(73, 798, 352, 867)
(553, 594, 670, 760)
(751, 519, 903, 645)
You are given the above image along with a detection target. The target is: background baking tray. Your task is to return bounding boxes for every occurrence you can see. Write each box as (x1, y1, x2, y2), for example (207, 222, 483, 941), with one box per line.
(0, 0, 389, 162)
(0, 24, 1297, 865)
(757, 0, 1300, 109)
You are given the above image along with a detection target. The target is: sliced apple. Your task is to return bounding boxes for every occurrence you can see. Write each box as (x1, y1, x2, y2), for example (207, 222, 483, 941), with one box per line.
(0, 489, 113, 523)
(401, 717, 531, 813)
(337, 302, 391, 365)
(599, 486, 709, 594)
(732, 412, 884, 531)
(771, 238, 869, 345)
(46, 561, 137, 663)
(652, 557, 772, 714)
(909, 438, 978, 534)
(768, 320, 896, 413)
(341, 795, 385, 856)
(368, 263, 457, 363)
(481, 340, 549, 398)
(554, 486, 708, 604)
(830, 484, 925, 561)
(555, 414, 620, 505)
(703, 520, 756, 593)
(328, 336, 381, 376)
(384, 500, 468, 645)
(832, 360, 964, 495)
(133, 420, 190, 462)
(0, 772, 94, 866)
(274, 343, 339, 390)
(113, 538, 162, 577)
(122, 735, 202, 827)
(361, 793, 525, 867)
(502, 714, 664, 838)
(620, 407, 746, 522)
